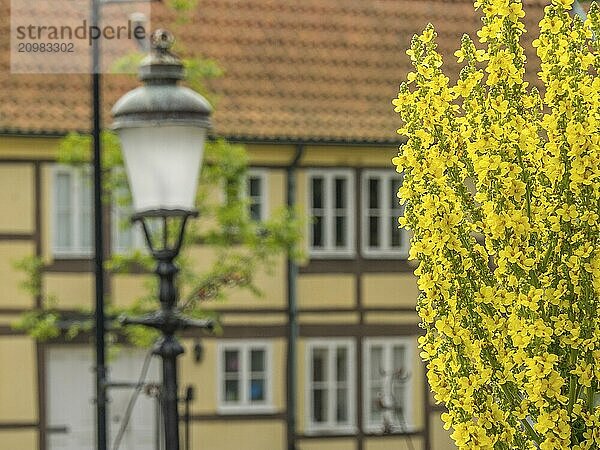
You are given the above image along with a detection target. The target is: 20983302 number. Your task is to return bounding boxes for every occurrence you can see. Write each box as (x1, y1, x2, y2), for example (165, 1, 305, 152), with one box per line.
(17, 42, 74, 53)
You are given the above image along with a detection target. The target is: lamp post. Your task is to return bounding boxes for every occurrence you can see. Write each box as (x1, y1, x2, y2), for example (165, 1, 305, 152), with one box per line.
(112, 29, 213, 450)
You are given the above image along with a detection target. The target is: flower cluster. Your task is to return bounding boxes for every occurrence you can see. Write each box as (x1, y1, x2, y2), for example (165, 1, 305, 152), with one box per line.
(392, 0, 600, 448)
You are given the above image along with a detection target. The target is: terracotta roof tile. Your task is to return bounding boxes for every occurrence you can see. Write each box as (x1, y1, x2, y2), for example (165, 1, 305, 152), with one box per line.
(0, 0, 549, 142)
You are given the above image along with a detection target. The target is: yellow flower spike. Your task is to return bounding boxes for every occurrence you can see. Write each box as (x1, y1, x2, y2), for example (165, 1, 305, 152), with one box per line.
(392, 2, 599, 447)
(553, 0, 574, 10)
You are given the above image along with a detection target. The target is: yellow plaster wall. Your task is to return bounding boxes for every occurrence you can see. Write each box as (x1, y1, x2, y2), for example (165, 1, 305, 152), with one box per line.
(364, 437, 424, 450)
(0, 241, 35, 309)
(431, 413, 457, 450)
(364, 312, 419, 325)
(0, 430, 38, 450)
(40, 164, 52, 262)
(187, 247, 286, 310)
(0, 336, 37, 422)
(409, 353, 425, 430)
(362, 274, 418, 309)
(298, 274, 355, 309)
(302, 146, 397, 167)
(246, 144, 296, 165)
(179, 338, 287, 414)
(192, 421, 285, 450)
(0, 163, 34, 233)
(0, 136, 59, 159)
(267, 170, 286, 211)
(43, 273, 93, 309)
(180, 339, 218, 414)
(111, 274, 150, 309)
(299, 312, 360, 324)
(225, 255, 286, 308)
(219, 313, 287, 326)
(295, 171, 308, 251)
(299, 438, 357, 450)
(296, 340, 307, 433)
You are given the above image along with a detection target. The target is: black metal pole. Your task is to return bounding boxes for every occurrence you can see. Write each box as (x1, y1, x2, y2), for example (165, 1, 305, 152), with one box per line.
(91, 0, 108, 449)
(154, 254, 184, 450)
(155, 334, 183, 450)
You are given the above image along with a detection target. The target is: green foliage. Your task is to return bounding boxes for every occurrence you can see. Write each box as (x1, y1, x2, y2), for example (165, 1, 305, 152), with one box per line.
(12, 255, 43, 298)
(14, 311, 61, 340)
(168, 0, 198, 14)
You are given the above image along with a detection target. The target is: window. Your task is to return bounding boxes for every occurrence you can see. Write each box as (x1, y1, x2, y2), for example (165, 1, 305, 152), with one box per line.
(306, 339, 356, 433)
(111, 174, 147, 255)
(246, 169, 267, 221)
(363, 338, 414, 433)
(222, 169, 268, 221)
(53, 165, 92, 257)
(217, 340, 273, 413)
(361, 170, 409, 258)
(112, 199, 146, 255)
(307, 170, 355, 257)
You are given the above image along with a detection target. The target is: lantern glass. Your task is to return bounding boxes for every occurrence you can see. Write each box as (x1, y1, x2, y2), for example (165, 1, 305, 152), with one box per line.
(118, 125, 206, 214)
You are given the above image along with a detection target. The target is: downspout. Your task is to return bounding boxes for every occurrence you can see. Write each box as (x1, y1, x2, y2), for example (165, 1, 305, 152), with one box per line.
(286, 143, 304, 450)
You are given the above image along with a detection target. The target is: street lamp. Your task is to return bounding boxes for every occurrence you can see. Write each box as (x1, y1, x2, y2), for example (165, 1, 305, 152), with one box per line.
(112, 29, 213, 450)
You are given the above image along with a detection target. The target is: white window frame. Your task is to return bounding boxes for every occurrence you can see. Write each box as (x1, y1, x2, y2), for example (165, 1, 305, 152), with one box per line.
(245, 169, 268, 221)
(305, 338, 356, 434)
(111, 199, 147, 255)
(307, 169, 355, 258)
(363, 337, 415, 433)
(216, 340, 274, 414)
(361, 170, 409, 259)
(52, 165, 93, 258)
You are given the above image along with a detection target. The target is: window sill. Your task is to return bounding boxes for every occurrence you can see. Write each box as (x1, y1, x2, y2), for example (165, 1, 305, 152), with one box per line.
(363, 424, 418, 435)
(361, 251, 410, 260)
(304, 425, 358, 436)
(52, 251, 93, 259)
(217, 405, 277, 415)
(309, 250, 356, 259)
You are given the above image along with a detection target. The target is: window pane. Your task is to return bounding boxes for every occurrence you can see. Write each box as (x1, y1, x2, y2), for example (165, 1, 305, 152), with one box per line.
(56, 212, 71, 248)
(312, 348, 327, 382)
(369, 216, 380, 247)
(391, 216, 401, 247)
(249, 177, 261, 197)
(392, 383, 405, 411)
(393, 346, 406, 374)
(370, 346, 383, 380)
(335, 177, 346, 209)
(336, 347, 347, 382)
(311, 177, 323, 209)
(336, 387, 348, 422)
(251, 349, 265, 372)
(56, 173, 71, 208)
(370, 387, 383, 422)
(225, 379, 239, 402)
(390, 178, 402, 210)
(225, 350, 239, 373)
(312, 216, 324, 247)
(312, 389, 327, 423)
(55, 173, 72, 248)
(335, 216, 346, 247)
(250, 203, 261, 221)
(79, 175, 92, 249)
(250, 378, 265, 402)
(369, 178, 380, 209)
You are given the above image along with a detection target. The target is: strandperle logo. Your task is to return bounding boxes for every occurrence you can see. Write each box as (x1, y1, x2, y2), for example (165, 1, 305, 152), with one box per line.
(15, 20, 146, 46)
(10, 0, 151, 74)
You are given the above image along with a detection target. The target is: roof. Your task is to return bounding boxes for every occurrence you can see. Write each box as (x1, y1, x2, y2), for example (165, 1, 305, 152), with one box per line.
(0, 0, 547, 143)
